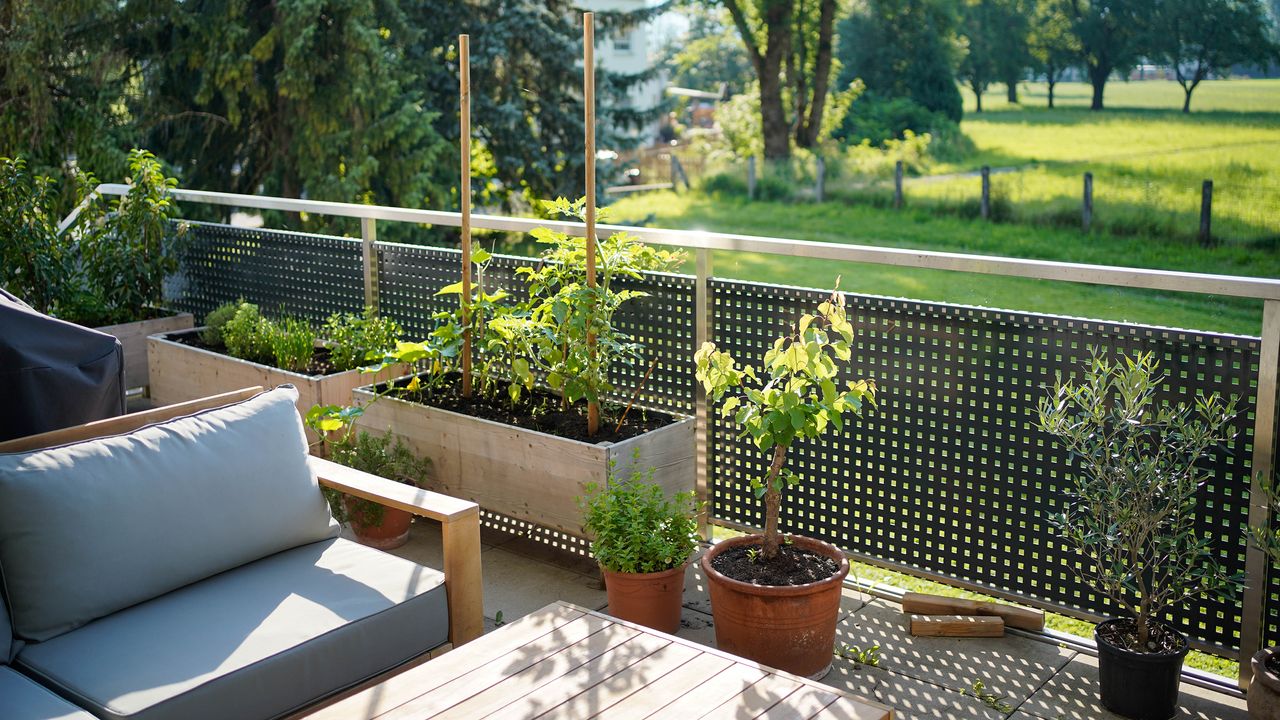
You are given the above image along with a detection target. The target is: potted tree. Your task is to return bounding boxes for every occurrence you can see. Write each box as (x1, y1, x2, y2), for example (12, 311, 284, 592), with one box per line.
(1037, 350, 1239, 720)
(352, 200, 695, 537)
(693, 288, 876, 678)
(306, 409, 431, 550)
(579, 469, 700, 634)
(1248, 471, 1280, 719)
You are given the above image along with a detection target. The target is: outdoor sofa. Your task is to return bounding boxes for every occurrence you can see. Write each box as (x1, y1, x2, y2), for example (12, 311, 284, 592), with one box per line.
(0, 385, 482, 720)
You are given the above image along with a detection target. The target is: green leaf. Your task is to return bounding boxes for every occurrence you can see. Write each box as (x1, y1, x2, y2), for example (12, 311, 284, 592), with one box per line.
(470, 248, 491, 264)
(788, 407, 805, 430)
(435, 281, 464, 296)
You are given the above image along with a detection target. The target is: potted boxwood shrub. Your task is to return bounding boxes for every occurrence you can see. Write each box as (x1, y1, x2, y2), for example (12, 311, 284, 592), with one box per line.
(353, 200, 695, 537)
(693, 288, 876, 678)
(1037, 350, 1239, 720)
(579, 469, 700, 634)
(306, 407, 431, 550)
(149, 302, 405, 437)
(1248, 471, 1280, 719)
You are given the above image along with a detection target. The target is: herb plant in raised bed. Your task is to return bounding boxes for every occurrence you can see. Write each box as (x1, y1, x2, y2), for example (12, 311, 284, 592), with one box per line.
(694, 287, 877, 679)
(352, 199, 695, 537)
(1037, 350, 1239, 720)
(579, 469, 700, 633)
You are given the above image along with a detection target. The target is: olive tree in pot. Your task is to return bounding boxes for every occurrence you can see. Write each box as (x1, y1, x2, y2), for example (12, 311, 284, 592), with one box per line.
(1248, 471, 1280, 719)
(694, 289, 876, 679)
(1037, 350, 1239, 720)
(578, 470, 700, 634)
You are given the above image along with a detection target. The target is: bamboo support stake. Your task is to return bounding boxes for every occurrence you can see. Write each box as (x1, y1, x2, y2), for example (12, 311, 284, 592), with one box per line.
(584, 12, 599, 436)
(459, 34, 473, 398)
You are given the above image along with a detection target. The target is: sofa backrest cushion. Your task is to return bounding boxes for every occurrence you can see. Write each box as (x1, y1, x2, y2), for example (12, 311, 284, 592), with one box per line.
(0, 385, 339, 642)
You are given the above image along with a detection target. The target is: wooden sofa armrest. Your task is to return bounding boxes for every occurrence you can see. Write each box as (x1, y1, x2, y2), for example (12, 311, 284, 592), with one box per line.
(309, 456, 484, 646)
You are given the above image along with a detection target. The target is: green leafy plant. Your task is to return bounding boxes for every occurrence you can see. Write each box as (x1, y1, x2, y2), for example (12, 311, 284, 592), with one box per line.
(962, 679, 1013, 714)
(266, 316, 316, 373)
(200, 299, 243, 346)
(578, 469, 700, 574)
(1250, 470, 1280, 565)
(324, 307, 403, 372)
(0, 157, 83, 316)
(834, 642, 881, 667)
(1036, 349, 1240, 651)
(695, 287, 876, 561)
(221, 302, 271, 363)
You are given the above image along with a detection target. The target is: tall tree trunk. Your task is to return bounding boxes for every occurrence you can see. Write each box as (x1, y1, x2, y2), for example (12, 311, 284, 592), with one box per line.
(761, 444, 789, 559)
(725, 0, 794, 160)
(1087, 63, 1109, 111)
(1006, 81, 1018, 103)
(1046, 66, 1057, 109)
(796, 0, 836, 149)
(972, 83, 984, 113)
(1182, 86, 1192, 113)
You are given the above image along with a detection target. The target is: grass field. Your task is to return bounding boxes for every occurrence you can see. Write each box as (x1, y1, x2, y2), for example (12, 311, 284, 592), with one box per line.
(598, 79, 1279, 336)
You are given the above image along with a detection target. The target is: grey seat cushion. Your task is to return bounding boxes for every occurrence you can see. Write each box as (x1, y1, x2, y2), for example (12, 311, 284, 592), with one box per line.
(0, 666, 96, 720)
(0, 386, 338, 641)
(16, 538, 447, 720)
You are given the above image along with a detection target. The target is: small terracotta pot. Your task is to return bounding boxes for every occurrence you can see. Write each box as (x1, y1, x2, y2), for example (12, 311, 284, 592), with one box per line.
(601, 562, 689, 635)
(344, 498, 413, 550)
(701, 534, 849, 679)
(1250, 647, 1280, 719)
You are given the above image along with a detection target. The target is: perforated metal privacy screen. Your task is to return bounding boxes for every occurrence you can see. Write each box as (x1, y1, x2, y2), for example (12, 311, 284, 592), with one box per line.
(170, 222, 1270, 655)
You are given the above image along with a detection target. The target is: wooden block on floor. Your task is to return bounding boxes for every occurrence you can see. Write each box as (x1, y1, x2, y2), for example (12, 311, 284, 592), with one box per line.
(901, 591, 1045, 631)
(909, 614, 1005, 637)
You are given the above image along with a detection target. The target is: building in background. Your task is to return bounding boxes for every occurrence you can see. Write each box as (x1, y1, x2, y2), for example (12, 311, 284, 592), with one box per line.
(581, 0, 668, 142)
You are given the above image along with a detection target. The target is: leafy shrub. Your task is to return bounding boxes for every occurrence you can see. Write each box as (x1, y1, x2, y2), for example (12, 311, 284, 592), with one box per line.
(0, 158, 85, 316)
(323, 429, 430, 527)
(578, 470, 699, 574)
(200, 300, 243, 346)
(838, 94, 959, 149)
(701, 172, 748, 198)
(756, 174, 795, 202)
(325, 308, 403, 372)
(221, 302, 270, 363)
(267, 317, 316, 373)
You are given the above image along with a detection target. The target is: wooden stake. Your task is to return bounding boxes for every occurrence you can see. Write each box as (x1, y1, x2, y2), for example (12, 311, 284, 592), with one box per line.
(460, 34, 473, 398)
(902, 592, 1045, 631)
(583, 12, 599, 436)
(910, 614, 1004, 638)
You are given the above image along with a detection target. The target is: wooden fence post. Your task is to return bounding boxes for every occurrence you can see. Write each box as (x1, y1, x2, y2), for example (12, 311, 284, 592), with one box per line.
(981, 166, 991, 220)
(1200, 179, 1213, 246)
(1082, 172, 1093, 233)
(747, 156, 757, 201)
(815, 155, 825, 203)
(894, 161, 904, 209)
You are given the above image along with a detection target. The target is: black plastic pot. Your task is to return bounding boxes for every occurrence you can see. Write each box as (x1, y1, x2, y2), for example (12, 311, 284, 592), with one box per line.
(1096, 618, 1190, 720)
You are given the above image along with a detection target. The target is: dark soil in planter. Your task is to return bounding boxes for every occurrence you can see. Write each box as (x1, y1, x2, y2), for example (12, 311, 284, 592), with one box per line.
(166, 330, 339, 376)
(377, 373, 676, 444)
(710, 542, 840, 586)
(1096, 617, 1188, 655)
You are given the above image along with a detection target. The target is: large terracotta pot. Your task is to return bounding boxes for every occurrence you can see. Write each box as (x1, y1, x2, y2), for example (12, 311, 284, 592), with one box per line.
(701, 534, 849, 679)
(601, 562, 689, 635)
(1095, 618, 1189, 720)
(344, 498, 413, 550)
(1251, 647, 1280, 719)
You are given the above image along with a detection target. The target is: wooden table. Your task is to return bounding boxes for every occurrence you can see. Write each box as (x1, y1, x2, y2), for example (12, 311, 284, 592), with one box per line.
(304, 601, 892, 719)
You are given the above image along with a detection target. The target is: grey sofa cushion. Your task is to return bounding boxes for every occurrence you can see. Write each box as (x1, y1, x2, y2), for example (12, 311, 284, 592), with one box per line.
(1, 588, 12, 663)
(0, 666, 97, 720)
(0, 385, 338, 641)
(17, 538, 448, 720)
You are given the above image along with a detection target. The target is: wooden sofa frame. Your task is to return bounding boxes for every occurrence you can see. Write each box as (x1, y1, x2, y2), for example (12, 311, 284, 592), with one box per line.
(0, 387, 484, 647)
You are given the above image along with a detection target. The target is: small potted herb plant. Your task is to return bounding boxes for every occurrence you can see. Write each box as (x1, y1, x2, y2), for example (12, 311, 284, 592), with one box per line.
(1037, 350, 1239, 720)
(694, 288, 876, 678)
(578, 469, 700, 634)
(1249, 470, 1280, 719)
(306, 409, 431, 550)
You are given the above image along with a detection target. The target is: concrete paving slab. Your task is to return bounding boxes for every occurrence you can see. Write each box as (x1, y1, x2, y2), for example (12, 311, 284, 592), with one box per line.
(498, 533, 602, 579)
(1015, 653, 1247, 720)
(826, 652, 885, 700)
(379, 521, 444, 568)
(673, 606, 718, 649)
(874, 670, 1009, 720)
(479, 545, 606, 621)
(839, 599, 1073, 703)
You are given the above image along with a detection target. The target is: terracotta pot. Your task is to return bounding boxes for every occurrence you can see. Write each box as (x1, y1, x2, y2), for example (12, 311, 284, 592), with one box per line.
(1251, 647, 1280, 719)
(344, 497, 413, 550)
(601, 562, 689, 634)
(1095, 618, 1189, 720)
(701, 534, 850, 679)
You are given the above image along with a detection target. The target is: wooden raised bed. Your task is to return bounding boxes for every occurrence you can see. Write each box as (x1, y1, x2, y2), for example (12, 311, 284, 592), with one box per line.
(96, 312, 194, 391)
(352, 382, 696, 537)
(148, 328, 405, 441)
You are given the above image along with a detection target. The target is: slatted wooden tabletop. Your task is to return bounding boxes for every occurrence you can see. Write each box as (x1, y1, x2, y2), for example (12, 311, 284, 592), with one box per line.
(304, 600, 892, 719)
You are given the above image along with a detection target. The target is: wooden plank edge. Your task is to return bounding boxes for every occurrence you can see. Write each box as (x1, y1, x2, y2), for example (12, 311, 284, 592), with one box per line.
(909, 614, 1005, 638)
(311, 456, 479, 522)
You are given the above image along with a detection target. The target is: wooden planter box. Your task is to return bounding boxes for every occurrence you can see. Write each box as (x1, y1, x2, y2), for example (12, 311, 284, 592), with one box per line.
(352, 381, 696, 537)
(96, 312, 195, 391)
(148, 328, 405, 441)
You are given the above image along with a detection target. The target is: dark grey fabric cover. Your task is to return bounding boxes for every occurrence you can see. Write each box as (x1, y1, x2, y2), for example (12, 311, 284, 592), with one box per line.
(0, 288, 124, 442)
(0, 386, 339, 641)
(0, 589, 12, 664)
(16, 538, 448, 720)
(0, 666, 96, 720)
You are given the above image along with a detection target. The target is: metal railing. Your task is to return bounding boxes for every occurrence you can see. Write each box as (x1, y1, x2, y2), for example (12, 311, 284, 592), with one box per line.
(76, 183, 1280, 689)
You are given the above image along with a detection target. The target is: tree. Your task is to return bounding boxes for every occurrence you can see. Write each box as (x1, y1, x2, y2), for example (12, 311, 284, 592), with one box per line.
(1146, 0, 1279, 112)
(1028, 0, 1081, 107)
(994, 0, 1032, 103)
(837, 0, 964, 122)
(958, 0, 999, 112)
(1066, 0, 1146, 111)
(661, 7, 754, 95)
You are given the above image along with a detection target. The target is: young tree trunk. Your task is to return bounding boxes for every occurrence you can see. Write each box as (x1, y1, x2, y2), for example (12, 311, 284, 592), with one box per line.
(1182, 87, 1193, 113)
(973, 84, 984, 113)
(1006, 81, 1018, 103)
(1087, 63, 1109, 110)
(1046, 68, 1057, 109)
(761, 443, 789, 559)
(795, 0, 836, 149)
